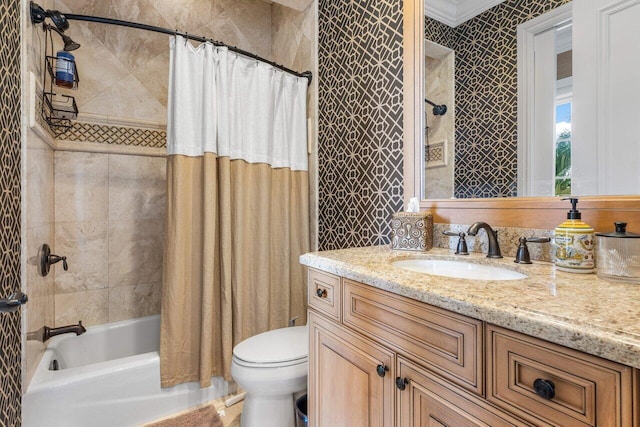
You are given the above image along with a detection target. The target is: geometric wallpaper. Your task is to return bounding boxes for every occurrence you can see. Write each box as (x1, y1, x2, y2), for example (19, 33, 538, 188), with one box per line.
(426, 0, 570, 198)
(0, 0, 22, 423)
(318, 0, 405, 250)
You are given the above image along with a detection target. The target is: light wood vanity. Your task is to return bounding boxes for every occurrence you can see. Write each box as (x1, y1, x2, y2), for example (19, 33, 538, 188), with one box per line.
(302, 247, 640, 427)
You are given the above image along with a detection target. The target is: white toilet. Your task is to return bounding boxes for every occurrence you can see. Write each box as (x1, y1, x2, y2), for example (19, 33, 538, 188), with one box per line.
(231, 325, 308, 427)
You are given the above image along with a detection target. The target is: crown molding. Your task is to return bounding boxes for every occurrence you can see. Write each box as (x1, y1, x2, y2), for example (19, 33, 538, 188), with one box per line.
(426, 0, 506, 27)
(425, 0, 458, 27)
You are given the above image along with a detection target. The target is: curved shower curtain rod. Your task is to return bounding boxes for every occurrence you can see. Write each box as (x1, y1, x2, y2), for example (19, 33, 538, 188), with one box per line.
(30, 1, 313, 86)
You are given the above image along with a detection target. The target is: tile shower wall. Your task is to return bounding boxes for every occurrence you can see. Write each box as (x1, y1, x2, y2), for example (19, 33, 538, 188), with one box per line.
(24, 0, 56, 392)
(1, 0, 22, 422)
(317, 0, 404, 250)
(425, 0, 571, 198)
(53, 152, 166, 326)
(24, 133, 55, 389)
(54, 0, 273, 125)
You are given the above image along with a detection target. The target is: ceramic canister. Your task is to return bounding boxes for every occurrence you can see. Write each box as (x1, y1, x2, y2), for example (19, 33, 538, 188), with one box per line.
(555, 218, 595, 273)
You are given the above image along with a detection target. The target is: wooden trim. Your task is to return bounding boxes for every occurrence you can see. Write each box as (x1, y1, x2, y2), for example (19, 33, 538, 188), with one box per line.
(421, 196, 640, 230)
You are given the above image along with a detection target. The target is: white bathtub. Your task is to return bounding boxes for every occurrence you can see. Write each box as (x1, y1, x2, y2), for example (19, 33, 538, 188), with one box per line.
(23, 315, 231, 427)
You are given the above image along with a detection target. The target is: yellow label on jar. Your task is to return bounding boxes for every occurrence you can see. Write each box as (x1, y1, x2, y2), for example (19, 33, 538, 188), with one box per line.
(555, 227, 595, 272)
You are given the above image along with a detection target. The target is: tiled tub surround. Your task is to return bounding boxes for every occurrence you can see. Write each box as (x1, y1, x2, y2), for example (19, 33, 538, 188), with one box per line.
(53, 151, 166, 327)
(300, 245, 640, 368)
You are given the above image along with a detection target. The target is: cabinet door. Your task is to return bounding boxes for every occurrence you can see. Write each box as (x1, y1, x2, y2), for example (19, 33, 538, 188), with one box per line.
(308, 311, 395, 427)
(397, 357, 534, 427)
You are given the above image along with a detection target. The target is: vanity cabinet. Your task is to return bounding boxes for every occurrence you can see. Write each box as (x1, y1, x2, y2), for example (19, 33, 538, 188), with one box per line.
(307, 268, 637, 427)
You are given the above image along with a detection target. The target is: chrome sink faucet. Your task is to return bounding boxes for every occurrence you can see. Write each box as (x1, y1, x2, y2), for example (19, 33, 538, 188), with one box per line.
(467, 222, 503, 258)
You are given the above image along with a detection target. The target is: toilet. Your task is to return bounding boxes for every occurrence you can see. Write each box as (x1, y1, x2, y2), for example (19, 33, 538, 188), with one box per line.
(231, 325, 308, 427)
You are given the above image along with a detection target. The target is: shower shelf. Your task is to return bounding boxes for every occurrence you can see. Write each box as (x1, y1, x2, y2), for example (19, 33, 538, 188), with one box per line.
(42, 92, 78, 131)
(39, 24, 80, 135)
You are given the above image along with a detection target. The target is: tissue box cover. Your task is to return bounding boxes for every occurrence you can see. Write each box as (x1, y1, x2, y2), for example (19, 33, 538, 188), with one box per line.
(391, 212, 433, 251)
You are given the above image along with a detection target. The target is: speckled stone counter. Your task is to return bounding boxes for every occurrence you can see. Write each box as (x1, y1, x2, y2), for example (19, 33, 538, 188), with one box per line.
(300, 246, 640, 368)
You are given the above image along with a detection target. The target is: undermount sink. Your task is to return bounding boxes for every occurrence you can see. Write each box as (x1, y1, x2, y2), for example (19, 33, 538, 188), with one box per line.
(392, 259, 528, 281)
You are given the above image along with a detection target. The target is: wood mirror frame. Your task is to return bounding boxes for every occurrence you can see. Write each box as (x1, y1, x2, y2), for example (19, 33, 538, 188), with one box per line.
(403, 0, 640, 231)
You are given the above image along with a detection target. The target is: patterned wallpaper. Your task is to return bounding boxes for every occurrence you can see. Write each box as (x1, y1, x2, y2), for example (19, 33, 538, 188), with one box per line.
(0, 0, 22, 423)
(425, 0, 571, 198)
(317, 0, 404, 250)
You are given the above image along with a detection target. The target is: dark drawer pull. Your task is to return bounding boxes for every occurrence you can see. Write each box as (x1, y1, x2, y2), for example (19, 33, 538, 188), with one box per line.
(316, 288, 327, 298)
(395, 377, 409, 390)
(533, 378, 555, 400)
(376, 364, 388, 377)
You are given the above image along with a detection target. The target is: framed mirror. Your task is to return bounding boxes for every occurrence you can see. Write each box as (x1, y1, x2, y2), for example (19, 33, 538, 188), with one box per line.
(404, 0, 640, 231)
(420, 0, 640, 199)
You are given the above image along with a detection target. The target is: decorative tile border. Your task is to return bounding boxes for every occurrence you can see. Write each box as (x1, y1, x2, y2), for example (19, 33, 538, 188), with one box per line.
(37, 96, 166, 149)
(60, 121, 166, 148)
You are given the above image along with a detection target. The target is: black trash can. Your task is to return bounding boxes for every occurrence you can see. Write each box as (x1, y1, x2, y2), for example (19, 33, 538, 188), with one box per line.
(295, 394, 308, 427)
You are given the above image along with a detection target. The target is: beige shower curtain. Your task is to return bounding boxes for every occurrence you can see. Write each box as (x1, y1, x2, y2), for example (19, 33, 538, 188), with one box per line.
(160, 37, 310, 387)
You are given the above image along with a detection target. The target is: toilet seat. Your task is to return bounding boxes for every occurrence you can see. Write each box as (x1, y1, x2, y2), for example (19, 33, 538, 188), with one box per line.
(232, 325, 308, 367)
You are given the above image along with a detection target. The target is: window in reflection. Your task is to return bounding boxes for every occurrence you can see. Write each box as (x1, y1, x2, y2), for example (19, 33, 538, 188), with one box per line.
(555, 102, 572, 196)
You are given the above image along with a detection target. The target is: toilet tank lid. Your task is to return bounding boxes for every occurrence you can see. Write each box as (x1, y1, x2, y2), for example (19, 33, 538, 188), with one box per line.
(233, 325, 308, 364)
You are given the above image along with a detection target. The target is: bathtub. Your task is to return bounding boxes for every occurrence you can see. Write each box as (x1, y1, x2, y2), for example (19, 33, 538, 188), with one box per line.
(23, 315, 231, 427)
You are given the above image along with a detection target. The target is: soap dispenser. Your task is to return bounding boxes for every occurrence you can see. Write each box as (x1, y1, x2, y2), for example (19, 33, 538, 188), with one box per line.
(554, 198, 595, 273)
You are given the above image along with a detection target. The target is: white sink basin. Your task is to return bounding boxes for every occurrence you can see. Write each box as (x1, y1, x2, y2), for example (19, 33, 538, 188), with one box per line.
(392, 259, 528, 281)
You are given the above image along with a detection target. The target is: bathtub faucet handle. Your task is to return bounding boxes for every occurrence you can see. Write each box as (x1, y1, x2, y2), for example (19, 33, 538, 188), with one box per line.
(289, 316, 299, 327)
(48, 254, 68, 271)
(39, 244, 69, 276)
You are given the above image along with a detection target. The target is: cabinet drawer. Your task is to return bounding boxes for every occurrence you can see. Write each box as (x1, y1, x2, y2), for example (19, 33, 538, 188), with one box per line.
(343, 280, 483, 395)
(487, 324, 634, 427)
(308, 269, 341, 321)
(398, 356, 534, 427)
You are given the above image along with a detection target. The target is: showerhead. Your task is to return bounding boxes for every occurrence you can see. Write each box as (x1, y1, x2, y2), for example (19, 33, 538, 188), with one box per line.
(425, 98, 447, 116)
(432, 104, 447, 116)
(60, 33, 81, 51)
(32, 3, 81, 50)
(45, 24, 81, 51)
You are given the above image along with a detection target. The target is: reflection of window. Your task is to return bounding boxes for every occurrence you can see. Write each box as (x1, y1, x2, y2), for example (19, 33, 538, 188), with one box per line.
(554, 20, 572, 196)
(555, 102, 571, 195)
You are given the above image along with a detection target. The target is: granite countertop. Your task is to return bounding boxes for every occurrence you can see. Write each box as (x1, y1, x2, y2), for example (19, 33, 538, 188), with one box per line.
(300, 246, 640, 368)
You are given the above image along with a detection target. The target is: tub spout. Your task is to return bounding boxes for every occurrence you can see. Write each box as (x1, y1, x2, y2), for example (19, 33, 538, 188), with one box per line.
(42, 321, 86, 342)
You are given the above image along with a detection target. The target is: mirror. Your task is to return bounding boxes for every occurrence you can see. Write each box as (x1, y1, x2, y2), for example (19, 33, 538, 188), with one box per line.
(423, 0, 640, 199)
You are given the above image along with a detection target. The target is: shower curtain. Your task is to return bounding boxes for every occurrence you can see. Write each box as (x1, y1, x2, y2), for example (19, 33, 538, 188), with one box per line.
(160, 36, 310, 387)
